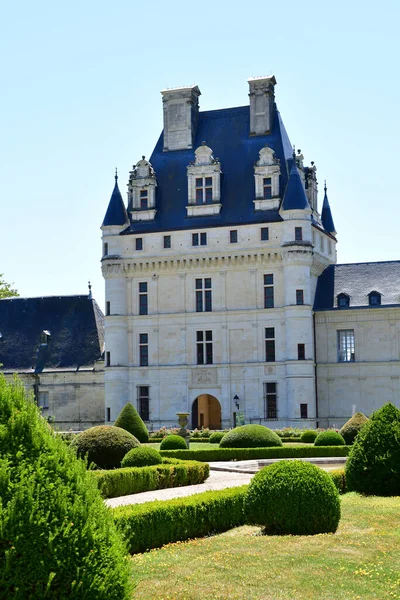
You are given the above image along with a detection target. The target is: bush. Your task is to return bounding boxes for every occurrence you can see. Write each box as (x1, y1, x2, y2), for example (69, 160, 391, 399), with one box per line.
(113, 486, 246, 554)
(339, 412, 369, 445)
(330, 468, 346, 494)
(209, 431, 226, 444)
(160, 434, 187, 450)
(300, 429, 318, 443)
(0, 375, 131, 600)
(71, 425, 140, 469)
(94, 459, 209, 498)
(220, 425, 282, 449)
(121, 446, 162, 468)
(346, 403, 400, 496)
(244, 460, 340, 535)
(314, 431, 345, 447)
(160, 445, 350, 462)
(114, 403, 149, 443)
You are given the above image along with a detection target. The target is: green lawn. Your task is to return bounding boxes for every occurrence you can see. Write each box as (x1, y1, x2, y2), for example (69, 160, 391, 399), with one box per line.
(130, 493, 400, 600)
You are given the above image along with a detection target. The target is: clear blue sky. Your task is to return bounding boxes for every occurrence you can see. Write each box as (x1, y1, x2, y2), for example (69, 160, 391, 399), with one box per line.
(1, 0, 399, 307)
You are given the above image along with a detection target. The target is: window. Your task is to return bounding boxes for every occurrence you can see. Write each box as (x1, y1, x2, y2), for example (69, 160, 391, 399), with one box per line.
(38, 391, 49, 409)
(192, 232, 207, 246)
(337, 293, 350, 308)
(163, 235, 171, 249)
(338, 330, 355, 362)
(196, 330, 213, 364)
(264, 274, 274, 309)
(196, 278, 212, 312)
(139, 282, 148, 315)
(40, 330, 51, 345)
(265, 327, 275, 362)
(320, 235, 324, 251)
(261, 227, 269, 241)
(140, 189, 148, 210)
(103, 242, 108, 256)
(263, 177, 272, 199)
(369, 291, 381, 306)
(106, 351, 110, 367)
(195, 177, 213, 204)
(106, 301, 110, 316)
(295, 227, 303, 241)
(264, 382, 277, 419)
(106, 407, 111, 422)
(139, 333, 148, 366)
(136, 237, 143, 251)
(328, 240, 332, 255)
(137, 387, 150, 421)
(300, 403, 308, 419)
(230, 230, 238, 243)
(297, 343, 305, 360)
(296, 289, 304, 305)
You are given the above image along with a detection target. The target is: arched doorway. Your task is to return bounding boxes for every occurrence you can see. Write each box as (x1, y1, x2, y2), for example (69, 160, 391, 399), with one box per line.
(191, 394, 221, 430)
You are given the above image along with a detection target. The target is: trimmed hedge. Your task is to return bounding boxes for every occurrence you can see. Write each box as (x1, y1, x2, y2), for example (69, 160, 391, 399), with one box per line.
(281, 437, 305, 444)
(93, 459, 209, 498)
(209, 431, 226, 444)
(160, 434, 187, 450)
(113, 486, 247, 554)
(330, 468, 346, 494)
(220, 424, 282, 449)
(300, 430, 318, 443)
(121, 446, 162, 468)
(314, 431, 345, 447)
(340, 412, 369, 445)
(114, 403, 149, 443)
(160, 445, 350, 462)
(71, 425, 140, 469)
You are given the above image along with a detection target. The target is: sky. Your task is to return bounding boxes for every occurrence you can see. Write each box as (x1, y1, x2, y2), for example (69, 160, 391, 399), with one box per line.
(1, 0, 399, 308)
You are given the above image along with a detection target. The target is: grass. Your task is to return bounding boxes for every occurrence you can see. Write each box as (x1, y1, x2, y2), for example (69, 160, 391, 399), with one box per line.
(130, 494, 400, 600)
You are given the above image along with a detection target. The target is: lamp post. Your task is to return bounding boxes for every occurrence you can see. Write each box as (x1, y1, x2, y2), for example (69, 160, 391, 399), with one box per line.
(233, 394, 239, 428)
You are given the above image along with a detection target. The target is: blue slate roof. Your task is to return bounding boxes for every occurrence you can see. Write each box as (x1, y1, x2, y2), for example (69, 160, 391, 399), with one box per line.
(321, 186, 336, 233)
(281, 156, 311, 211)
(0, 296, 104, 371)
(102, 176, 129, 227)
(121, 105, 295, 235)
(314, 261, 400, 310)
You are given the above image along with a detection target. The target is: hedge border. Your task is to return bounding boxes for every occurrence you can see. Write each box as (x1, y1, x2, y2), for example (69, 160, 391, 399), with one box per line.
(159, 445, 350, 462)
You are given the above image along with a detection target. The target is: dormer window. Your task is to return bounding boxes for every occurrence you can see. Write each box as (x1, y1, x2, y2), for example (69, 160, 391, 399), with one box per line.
(41, 330, 51, 345)
(254, 145, 280, 210)
(368, 291, 381, 306)
(187, 143, 222, 217)
(337, 293, 350, 308)
(128, 157, 157, 221)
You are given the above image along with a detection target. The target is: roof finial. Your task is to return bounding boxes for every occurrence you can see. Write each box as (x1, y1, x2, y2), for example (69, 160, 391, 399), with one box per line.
(115, 168, 118, 183)
(88, 281, 92, 299)
(324, 179, 327, 193)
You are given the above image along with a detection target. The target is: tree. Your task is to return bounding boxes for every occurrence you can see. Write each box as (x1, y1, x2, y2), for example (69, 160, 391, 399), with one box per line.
(0, 273, 19, 299)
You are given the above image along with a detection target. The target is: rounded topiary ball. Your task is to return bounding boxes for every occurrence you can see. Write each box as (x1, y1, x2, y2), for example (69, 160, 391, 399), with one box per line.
(219, 424, 282, 449)
(71, 425, 140, 469)
(121, 446, 162, 468)
(300, 429, 318, 443)
(314, 431, 345, 446)
(160, 434, 187, 450)
(209, 431, 226, 444)
(339, 412, 369, 445)
(244, 460, 341, 535)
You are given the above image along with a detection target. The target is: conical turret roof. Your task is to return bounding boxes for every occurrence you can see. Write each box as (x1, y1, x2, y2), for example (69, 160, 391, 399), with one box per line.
(281, 154, 311, 211)
(321, 182, 336, 234)
(102, 171, 129, 227)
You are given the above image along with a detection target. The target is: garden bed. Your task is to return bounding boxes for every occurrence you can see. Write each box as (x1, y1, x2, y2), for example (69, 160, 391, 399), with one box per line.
(159, 445, 350, 462)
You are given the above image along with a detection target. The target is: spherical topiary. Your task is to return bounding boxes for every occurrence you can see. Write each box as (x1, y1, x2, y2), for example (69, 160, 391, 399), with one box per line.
(71, 425, 140, 469)
(0, 375, 131, 599)
(314, 431, 345, 446)
(346, 403, 400, 496)
(219, 424, 282, 449)
(114, 402, 149, 443)
(121, 446, 162, 468)
(300, 429, 318, 443)
(244, 460, 341, 535)
(159, 434, 187, 450)
(209, 431, 226, 444)
(339, 412, 369, 445)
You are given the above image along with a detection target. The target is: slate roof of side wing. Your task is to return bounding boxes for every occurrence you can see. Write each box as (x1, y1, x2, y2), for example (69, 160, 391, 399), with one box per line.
(314, 261, 400, 310)
(121, 105, 294, 235)
(0, 296, 105, 371)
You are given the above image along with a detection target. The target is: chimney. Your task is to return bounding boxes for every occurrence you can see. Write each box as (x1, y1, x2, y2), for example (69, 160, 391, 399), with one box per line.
(248, 76, 277, 136)
(161, 85, 201, 151)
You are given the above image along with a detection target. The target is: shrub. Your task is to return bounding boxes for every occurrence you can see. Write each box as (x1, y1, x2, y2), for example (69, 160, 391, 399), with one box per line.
(0, 375, 131, 600)
(330, 468, 346, 494)
(121, 446, 162, 468)
(160, 434, 187, 450)
(160, 445, 350, 462)
(114, 402, 149, 443)
(209, 431, 226, 444)
(339, 412, 369, 445)
(220, 424, 282, 449)
(113, 486, 246, 554)
(244, 460, 340, 535)
(314, 431, 345, 446)
(346, 403, 400, 496)
(300, 429, 318, 443)
(94, 460, 209, 498)
(71, 425, 140, 469)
